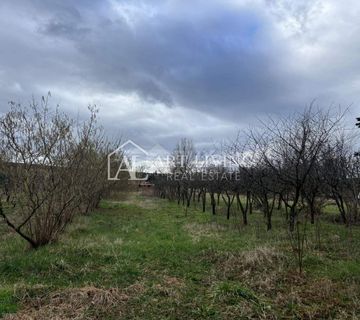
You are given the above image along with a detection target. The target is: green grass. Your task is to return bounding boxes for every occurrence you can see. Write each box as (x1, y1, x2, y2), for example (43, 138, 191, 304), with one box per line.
(0, 192, 360, 319)
(0, 290, 17, 317)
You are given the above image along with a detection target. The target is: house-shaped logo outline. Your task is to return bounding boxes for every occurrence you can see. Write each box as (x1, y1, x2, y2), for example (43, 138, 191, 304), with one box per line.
(107, 140, 149, 181)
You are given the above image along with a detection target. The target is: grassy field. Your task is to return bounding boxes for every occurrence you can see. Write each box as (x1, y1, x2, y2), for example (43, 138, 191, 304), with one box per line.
(0, 192, 360, 319)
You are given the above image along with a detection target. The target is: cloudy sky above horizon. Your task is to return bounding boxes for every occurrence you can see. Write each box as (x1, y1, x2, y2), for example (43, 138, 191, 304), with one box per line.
(0, 0, 359, 149)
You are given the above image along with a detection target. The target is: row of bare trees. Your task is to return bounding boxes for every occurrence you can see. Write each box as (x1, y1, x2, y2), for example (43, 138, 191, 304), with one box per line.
(0, 95, 118, 248)
(1, 97, 357, 249)
(151, 107, 360, 232)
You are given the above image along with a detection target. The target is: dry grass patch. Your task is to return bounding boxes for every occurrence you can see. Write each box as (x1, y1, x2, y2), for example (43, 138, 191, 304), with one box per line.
(274, 277, 360, 319)
(107, 192, 159, 210)
(205, 246, 360, 319)
(122, 198, 158, 209)
(184, 222, 227, 242)
(212, 246, 285, 294)
(152, 275, 186, 300)
(69, 236, 124, 248)
(3, 283, 148, 320)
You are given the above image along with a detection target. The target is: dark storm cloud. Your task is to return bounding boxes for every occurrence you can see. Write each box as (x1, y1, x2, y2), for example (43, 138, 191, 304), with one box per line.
(38, 1, 292, 114)
(0, 0, 359, 144)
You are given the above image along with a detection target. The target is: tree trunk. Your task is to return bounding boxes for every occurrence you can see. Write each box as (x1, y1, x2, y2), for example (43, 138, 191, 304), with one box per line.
(249, 193, 253, 214)
(267, 214, 272, 230)
(236, 192, 248, 225)
(202, 192, 206, 212)
(210, 193, 216, 215)
(310, 202, 315, 224)
(289, 207, 296, 232)
(277, 195, 282, 210)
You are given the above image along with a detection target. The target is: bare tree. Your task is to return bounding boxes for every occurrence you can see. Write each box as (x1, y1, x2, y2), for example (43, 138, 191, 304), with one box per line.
(171, 138, 196, 209)
(0, 95, 111, 248)
(322, 135, 360, 225)
(251, 107, 341, 231)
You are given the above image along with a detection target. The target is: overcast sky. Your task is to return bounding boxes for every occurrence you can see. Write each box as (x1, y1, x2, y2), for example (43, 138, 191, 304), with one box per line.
(0, 0, 359, 149)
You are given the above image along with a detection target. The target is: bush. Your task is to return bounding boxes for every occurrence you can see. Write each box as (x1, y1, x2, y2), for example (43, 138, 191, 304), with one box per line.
(0, 95, 113, 248)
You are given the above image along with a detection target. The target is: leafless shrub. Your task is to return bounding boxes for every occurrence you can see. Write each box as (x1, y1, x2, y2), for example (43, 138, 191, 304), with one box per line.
(0, 95, 113, 248)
